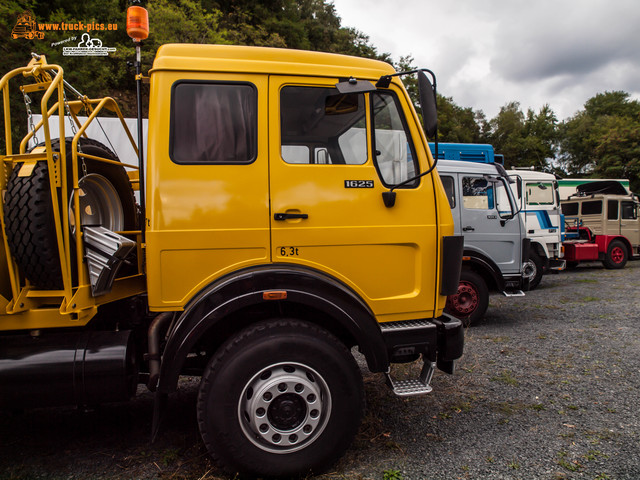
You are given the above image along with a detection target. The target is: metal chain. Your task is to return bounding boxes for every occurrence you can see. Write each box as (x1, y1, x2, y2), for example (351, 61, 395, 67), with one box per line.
(63, 90, 77, 137)
(63, 89, 87, 177)
(22, 90, 39, 147)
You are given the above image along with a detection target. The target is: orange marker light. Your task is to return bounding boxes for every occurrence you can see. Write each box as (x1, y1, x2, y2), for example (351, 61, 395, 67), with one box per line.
(126, 6, 149, 41)
(263, 291, 288, 301)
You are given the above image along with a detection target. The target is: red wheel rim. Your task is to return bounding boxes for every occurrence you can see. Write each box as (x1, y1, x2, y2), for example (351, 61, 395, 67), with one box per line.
(446, 281, 479, 316)
(611, 246, 624, 264)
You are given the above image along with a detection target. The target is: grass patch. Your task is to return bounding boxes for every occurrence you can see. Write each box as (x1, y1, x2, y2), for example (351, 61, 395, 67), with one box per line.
(582, 296, 600, 302)
(557, 451, 582, 472)
(383, 469, 402, 480)
(491, 370, 519, 386)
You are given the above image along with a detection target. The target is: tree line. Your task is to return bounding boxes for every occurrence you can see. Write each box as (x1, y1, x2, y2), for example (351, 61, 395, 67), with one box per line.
(1, 0, 638, 191)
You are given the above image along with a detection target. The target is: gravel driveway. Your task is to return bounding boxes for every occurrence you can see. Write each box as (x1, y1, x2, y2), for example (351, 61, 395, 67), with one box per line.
(2, 260, 639, 480)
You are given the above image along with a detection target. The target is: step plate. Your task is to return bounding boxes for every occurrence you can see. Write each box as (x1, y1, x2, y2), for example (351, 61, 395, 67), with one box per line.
(502, 290, 525, 297)
(386, 377, 433, 396)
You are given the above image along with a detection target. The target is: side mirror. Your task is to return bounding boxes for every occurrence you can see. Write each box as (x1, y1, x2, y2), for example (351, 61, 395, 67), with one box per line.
(418, 71, 437, 138)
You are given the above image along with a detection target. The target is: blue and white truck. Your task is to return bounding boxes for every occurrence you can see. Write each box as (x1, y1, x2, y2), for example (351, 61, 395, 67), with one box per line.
(429, 143, 565, 290)
(506, 168, 566, 288)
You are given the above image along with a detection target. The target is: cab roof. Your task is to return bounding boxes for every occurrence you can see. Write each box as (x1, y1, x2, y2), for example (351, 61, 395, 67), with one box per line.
(151, 44, 396, 80)
(436, 159, 503, 175)
(507, 168, 557, 181)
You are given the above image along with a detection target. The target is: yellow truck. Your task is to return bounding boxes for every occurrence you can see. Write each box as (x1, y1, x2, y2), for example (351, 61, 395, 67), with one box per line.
(0, 20, 464, 476)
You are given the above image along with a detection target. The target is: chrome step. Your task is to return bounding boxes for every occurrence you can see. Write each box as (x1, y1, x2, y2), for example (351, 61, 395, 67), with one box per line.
(83, 226, 136, 297)
(502, 290, 525, 297)
(385, 361, 435, 397)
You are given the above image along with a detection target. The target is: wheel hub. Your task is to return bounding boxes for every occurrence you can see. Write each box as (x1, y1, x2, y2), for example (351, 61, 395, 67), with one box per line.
(447, 281, 478, 315)
(611, 247, 624, 263)
(69, 173, 124, 237)
(239, 362, 331, 454)
(268, 393, 306, 430)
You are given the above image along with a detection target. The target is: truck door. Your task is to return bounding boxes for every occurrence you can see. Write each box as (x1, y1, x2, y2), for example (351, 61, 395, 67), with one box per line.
(620, 200, 640, 246)
(606, 199, 620, 235)
(268, 77, 440, 320)
(458, 174, 522, 275)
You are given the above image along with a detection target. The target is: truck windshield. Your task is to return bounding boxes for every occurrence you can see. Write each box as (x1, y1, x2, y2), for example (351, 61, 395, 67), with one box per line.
(526, 182, 554, 206)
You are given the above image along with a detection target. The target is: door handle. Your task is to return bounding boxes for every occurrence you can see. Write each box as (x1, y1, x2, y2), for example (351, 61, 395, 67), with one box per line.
(274, 213, 309, 221)
(462, 226, 475, 232)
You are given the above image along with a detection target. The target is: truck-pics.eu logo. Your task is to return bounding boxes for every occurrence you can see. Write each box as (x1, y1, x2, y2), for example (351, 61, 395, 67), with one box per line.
(63, 33, 116, 56)
(11, 11, 44, 40)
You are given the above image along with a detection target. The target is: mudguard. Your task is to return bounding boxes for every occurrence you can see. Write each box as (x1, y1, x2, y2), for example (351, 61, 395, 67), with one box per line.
(156, 264, 389, 393)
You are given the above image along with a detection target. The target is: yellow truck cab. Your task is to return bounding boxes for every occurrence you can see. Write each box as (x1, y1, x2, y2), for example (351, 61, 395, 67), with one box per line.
(0, 43, 463, 477)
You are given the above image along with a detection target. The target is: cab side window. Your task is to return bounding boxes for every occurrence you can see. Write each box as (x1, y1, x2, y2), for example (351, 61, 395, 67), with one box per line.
(462, 177, 493, 210)
(607, 200, 619, 220)
(582, 200, 602, 215)
(562, 202, 578, 215)
(170, 82, 257, 164)
(371, 92, 419, 187)
(622, 201, 637, 219)
(280, 86, 367, 165)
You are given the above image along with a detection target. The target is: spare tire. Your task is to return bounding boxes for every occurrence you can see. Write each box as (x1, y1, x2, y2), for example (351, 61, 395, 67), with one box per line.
(3, 138, 137, 290)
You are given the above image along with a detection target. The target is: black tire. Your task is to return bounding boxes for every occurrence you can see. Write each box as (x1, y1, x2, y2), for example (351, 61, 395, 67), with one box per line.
(527, 250, 544, 290)
(3, 138, 137, 289)
(603, 240, 628, 269)
(196, 319, 364, 477)
(445, 269, 489, 327)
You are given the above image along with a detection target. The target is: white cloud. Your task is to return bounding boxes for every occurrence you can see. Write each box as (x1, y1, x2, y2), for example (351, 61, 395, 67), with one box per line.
(331, 0, 640, 120)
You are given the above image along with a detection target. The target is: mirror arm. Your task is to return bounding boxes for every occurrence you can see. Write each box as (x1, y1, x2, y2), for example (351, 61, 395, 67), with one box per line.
(376, 68, 437, 88)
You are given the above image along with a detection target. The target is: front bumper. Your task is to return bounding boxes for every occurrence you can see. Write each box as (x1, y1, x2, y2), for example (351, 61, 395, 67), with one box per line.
(548, 258, 566, 270)
(380, 314, 464, 374)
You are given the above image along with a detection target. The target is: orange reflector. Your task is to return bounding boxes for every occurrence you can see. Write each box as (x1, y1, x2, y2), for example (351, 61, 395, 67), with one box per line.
(462, 256, 471, 261)
(263, 291, 287, 301)
(127, 6, 149, 40)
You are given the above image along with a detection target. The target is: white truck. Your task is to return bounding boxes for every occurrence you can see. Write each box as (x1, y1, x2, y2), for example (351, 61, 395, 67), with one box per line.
(507, 168, 565, 289)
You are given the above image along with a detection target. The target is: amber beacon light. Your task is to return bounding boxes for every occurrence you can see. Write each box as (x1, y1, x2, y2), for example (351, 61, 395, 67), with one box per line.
(126, 6, 149, 40)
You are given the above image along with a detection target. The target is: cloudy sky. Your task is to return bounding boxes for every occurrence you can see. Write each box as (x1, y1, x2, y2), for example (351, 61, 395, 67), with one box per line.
(331, 0, 640, 121)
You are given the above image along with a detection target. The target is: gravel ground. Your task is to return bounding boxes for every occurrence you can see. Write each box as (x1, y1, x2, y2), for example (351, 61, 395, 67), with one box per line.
(1, 260, 639, 480)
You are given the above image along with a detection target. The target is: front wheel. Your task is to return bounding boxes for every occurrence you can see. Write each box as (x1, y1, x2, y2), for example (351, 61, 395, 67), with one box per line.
(445, 269, 489, 327)
(527, 250, 544, 290)
(603, 240, 628, 269)
(197, 319, 364, 477)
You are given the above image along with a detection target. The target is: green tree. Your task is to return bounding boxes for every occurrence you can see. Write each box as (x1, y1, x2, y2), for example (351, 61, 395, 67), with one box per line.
(559, 91, 640, 183)
(486, 101, 524, 167)
(485, 102, 558, 169)
(211, 0, 386, 58)
(437, 95, 482, 143)
(520, 104, 558, 169)
(592, 117, 640, 192)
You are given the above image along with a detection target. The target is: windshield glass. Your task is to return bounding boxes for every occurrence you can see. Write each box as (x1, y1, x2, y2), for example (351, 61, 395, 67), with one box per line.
(495, 179, 514, 217)
(525, 182, 554, 206)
